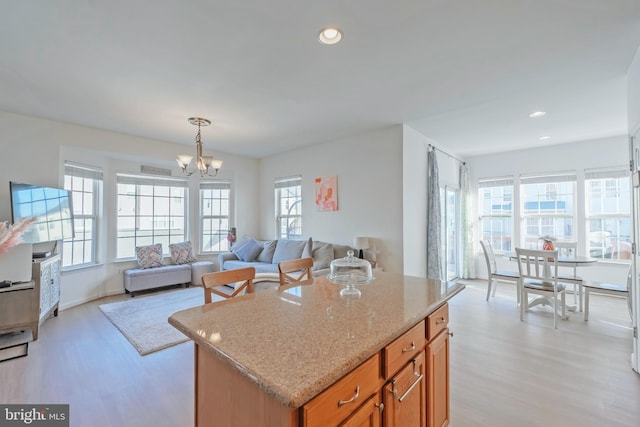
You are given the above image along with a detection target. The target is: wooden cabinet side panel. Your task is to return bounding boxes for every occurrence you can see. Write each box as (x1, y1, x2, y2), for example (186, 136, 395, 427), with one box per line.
(195, 344, 298, 427)
(426, 330, 450, 427)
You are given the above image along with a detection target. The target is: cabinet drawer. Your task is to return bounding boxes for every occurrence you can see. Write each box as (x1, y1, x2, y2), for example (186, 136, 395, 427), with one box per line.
(383, 321, 425, 378)
(426, 303, 449, 341)
(303, 354, 381, 427)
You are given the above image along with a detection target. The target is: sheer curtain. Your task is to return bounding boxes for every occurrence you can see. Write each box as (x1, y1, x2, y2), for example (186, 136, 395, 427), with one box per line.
(427, 149, 442, 280)
(460, 163, 475, 279)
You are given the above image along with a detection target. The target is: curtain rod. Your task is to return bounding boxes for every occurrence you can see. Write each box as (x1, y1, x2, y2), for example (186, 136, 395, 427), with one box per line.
(428, 144, 465, 165)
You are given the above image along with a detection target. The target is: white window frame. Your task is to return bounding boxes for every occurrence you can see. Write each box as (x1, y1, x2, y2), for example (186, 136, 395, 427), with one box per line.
(275, 176, 302, 239)
(115, 173, 188, 259)
(585, 167, 631, 261)
(520, 172, 576, 248)
(478, 176, 514, 254)
(200, 180, 232, 253)
(62, 162, 102, 269)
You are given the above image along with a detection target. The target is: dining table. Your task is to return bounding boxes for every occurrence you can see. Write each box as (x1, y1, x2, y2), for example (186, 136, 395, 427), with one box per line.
(507, 252, 598, 312)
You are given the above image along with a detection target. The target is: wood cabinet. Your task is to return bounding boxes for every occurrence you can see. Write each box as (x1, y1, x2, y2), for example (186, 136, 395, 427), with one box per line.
(341, 392, 383, 427)
(426, 304, 450, 427)
(174, 275, 466, 427)
(383, 351, 427, 427)
(33, 254, 61, 329)
(303, 354, 382, 427)
(0, 254, 61, 341)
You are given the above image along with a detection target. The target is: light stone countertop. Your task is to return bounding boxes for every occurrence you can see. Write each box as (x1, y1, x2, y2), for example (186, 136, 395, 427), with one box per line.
(168, 271, 465, 409)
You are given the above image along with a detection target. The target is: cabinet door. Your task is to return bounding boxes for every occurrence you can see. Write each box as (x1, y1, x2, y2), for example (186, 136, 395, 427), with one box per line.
(383, 351, 426, 427)
(426, 330, 450, 427)
(49, 256, 61, 307)
(340, 392, 382, 427)
(39, 261, 51, 316)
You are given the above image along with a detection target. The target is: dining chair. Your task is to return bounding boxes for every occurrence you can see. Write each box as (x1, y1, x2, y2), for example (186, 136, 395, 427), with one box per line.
(553, 240, 584, 311)
(515, 248, 566, 329)
(202, 267, 256, 303)
(278, 257, 313, 288)
(479, 240, 520, 303)
(583, 264, 631, 321)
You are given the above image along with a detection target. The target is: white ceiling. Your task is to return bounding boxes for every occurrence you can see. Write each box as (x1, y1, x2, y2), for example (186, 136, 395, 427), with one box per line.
(1, 1, 640, 159)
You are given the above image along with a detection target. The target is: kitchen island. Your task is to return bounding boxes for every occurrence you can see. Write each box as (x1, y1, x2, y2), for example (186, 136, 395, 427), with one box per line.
(169, 272, 464, 426)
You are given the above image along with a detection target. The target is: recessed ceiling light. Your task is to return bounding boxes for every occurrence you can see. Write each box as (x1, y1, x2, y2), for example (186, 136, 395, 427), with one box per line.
(538, 135, 552, 141)
(318, 26, 342, 45)
(529, 111, 546, 118)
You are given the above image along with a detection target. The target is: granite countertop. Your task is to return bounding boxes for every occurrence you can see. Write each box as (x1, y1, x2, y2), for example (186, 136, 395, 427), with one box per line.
(169, 271, 464, 409)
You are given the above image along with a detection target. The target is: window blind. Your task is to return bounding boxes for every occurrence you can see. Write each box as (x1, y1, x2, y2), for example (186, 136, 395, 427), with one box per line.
(478, 176, 514, 188)
(200, 180, 231, 190)
(275, 176, 301, 189)
(65, 161, 103, 180)
(116, 173, 188, 188)
(584, 167, 629, 180)
(520, 172, 576, 185)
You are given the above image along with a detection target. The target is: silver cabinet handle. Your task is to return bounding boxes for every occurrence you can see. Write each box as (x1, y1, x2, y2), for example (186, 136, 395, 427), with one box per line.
(375, 402, 384, 413)
(435, 316, 446, 324)
(448, 331, 454, 338)
(401, 341, 416, 353)
(390, 373, 424, 402)
(338, 386, 360, 407)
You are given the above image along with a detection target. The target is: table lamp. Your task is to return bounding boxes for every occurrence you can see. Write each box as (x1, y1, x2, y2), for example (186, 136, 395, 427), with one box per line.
(353, 237, 370, 259)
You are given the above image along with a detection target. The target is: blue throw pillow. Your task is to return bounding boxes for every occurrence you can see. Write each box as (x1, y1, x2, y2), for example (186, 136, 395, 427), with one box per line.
(232, 237, 263, 262)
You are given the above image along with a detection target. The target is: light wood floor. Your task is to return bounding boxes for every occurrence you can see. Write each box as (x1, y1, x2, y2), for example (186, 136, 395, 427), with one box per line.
(1, 282, 639, 426)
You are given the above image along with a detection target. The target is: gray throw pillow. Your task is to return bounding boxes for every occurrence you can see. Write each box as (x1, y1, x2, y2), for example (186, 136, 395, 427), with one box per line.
(232, 237, 263, 262)
(312, 242, 333, 270)
(272, 239, 307, 264)
(256, 240, 277, 263)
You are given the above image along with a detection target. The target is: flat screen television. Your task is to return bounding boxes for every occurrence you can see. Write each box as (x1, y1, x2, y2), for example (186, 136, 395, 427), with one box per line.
(9, 181, 74, 244)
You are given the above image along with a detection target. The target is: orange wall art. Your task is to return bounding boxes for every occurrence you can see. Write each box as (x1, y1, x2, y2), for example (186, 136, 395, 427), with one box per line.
(315, 176, 338, 211)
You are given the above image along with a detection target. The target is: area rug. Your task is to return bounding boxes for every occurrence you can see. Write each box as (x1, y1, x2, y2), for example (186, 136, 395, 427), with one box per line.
(99, 287, 221, 356)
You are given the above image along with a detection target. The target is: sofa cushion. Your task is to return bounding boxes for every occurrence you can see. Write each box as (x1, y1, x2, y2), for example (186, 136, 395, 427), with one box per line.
(256, 240, 277, 263)
(232, 237, 263, 262)
(312, 241, 334, 271)
(224, 260, 279, 274)
(169, 241, 197, 265)
(272, 239, 307, 264)
(135, 243, 164, 269)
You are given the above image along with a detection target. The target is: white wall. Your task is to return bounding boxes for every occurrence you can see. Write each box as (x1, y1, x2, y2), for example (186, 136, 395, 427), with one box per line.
(259, 126, 404, 273)
(0, 111, 259, 309)
(629, 46, 640, 135)
(467, 135, 630, 283)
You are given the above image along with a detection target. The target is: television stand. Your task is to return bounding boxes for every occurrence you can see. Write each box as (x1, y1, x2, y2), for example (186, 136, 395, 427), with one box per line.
(0, 254, 61, 341)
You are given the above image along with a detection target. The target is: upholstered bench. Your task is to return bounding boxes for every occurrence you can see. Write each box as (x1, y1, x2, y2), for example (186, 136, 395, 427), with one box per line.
(123, 264, 192, 296)
(190, 261, 215, 286)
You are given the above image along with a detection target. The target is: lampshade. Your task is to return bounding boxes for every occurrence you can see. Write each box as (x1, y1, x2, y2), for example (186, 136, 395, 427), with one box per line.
(353, 237, 370, 250)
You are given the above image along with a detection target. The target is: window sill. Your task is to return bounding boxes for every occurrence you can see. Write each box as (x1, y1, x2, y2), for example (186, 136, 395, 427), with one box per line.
(62, 263, 104, 274)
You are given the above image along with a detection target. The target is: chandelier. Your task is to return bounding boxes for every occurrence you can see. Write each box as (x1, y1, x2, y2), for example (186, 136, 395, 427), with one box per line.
(176, 117, 223, 177)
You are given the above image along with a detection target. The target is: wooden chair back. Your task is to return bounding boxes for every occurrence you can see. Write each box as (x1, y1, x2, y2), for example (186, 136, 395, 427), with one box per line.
(278, 257, 313, 288)
(202, 267, 256, 303)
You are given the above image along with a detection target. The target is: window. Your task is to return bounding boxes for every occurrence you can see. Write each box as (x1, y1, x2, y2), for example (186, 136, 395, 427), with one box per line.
(520, 173, 576, 248)
(585, 168, 631, 260)
(478, 177, 514, 253)
(62, 162, 102, 268)
(200, 180, 231, 253)
(275, 176, 302, 239)
(441, 186, 459, 281)
(116, 174, 188, 259)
